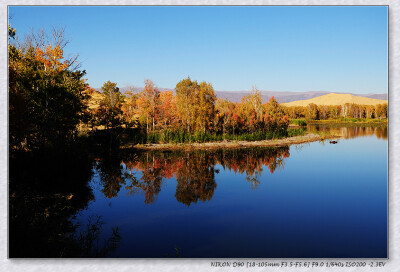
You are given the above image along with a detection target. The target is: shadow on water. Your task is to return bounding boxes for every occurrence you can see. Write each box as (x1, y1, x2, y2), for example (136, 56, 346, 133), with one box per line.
(9, 147, 121, 258)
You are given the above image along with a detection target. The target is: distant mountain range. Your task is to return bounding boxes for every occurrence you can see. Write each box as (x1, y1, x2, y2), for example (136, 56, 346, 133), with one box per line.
(98, 87, 387, 104)
(213, 90, 387, 103)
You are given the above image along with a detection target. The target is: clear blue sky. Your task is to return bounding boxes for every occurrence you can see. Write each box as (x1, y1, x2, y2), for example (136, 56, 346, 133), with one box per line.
(9, 6, 388, 93)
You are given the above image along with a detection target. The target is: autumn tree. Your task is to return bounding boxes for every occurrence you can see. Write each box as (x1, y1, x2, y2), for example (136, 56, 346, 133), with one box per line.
(365, 105, 375, 119)
(175, 77, 216, 134)
(216, 98, 235, 134)
(158, 90, 178, 130)
(382, 104, 388, 119)
(306, 103, 319, 120)
(175, 77, 197, 133)
(330, 105, 341, 119)
(264, 96, 289, 134)
(319, 105, 330, 120)
(230, 104, 243, 135)
(342, 103, 351, 117)
(239, 88, 264, 132)
(121, 86, 139, 127)
(145, 80, 161, 131)
(136, 80, 161, 132)
(375, 104, 388, 119)
(196, 82, 216, 133)
(282, 106, 296, 119)
(9, 26, 88, 150)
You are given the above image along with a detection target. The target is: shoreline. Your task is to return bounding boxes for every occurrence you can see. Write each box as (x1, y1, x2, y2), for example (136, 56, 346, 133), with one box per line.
(122, 133, 341, 151)
(293, 121, 388, 125)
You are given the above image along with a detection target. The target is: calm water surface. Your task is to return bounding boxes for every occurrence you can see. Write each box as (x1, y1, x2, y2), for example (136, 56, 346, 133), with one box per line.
(72, 125, 387, 258)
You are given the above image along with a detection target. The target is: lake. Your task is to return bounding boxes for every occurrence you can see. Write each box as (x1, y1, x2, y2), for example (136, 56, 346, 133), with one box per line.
(9, 125, 388, 258)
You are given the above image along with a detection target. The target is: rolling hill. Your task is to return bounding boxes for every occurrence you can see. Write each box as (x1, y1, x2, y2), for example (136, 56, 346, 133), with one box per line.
(214, 90, 388, 103)
(93, 86, 388, 105)
(282, 93, 388, 107)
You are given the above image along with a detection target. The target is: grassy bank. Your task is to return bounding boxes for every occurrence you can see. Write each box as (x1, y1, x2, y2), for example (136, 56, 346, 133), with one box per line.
(123, 132, 340, 151)
(122, 128, 306, 145)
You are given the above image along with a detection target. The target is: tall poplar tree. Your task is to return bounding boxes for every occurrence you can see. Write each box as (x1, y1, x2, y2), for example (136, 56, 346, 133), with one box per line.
(175, 77, 197, 133)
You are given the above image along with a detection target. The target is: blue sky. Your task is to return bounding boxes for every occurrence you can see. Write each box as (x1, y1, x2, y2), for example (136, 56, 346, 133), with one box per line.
(9, 6, 388, 93)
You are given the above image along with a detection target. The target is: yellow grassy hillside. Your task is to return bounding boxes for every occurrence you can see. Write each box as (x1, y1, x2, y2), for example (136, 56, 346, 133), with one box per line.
(84, 89, 104, 110)
(282, 93, 387, 107)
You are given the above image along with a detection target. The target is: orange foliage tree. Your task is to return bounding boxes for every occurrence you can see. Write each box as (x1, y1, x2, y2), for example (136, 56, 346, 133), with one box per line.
(136, 80, 161, 132)
(9, 26, 88, 150)
(264, 96, 289, 134)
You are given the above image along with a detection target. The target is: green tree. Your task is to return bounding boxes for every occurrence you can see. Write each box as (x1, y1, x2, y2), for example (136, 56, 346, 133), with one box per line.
(9, 27, 88, 151)
(95, 81, 124, 129)
(102, 81, 122, 108)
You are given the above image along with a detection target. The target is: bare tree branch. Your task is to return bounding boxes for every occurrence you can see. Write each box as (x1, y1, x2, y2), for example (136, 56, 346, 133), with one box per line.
(15, 26, 82, 71)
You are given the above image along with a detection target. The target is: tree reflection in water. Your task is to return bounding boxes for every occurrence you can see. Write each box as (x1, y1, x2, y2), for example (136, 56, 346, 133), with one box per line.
(174, 152, 217, 206)
(71, 214, 121, 257)
(308, 124, 388, 139)
(98, 146, 290, 205)
(215, 148, 290, 190)
(9, 149, 121, 257)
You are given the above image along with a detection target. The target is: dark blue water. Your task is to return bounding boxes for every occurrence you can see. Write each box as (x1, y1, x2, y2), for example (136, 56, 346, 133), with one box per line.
(73, 126, 387, 258)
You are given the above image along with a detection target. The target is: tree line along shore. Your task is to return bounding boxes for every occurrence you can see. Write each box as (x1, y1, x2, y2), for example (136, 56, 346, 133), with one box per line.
(9, 26, 386, 153)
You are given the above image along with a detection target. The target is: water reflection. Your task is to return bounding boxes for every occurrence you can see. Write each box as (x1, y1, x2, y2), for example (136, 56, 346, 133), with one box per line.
(174, 153, 217, 206)
(307, 124, 387, 139)
(9, 124, 387, 257)
(96, 147, 291, 205)
(217, 148, 290, 190)
(96, 156, 126, 199)
(9, 149, 121, 257)
(71, 214, 121, 257)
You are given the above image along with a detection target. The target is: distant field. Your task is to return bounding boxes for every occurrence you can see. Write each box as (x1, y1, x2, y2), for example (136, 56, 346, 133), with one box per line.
(282, 93, 387, 107)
